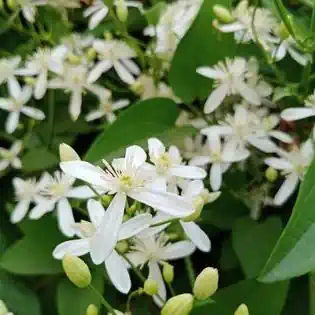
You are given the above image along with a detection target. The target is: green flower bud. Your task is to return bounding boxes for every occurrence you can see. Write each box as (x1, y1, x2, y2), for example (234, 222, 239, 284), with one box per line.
(62, 254, 91, 288)
(161, 294, 194, 315)
(86, 48, 97, 61)
(101, 195, 113, 207)
(104, 32, 113, 40)
(213, 5, 234, 23)
(126, 202, 137, 216)
(59, 143, 80, 162)
(193, 267, 219, 300)
(7, 0, 17, 10)
(143, 279, 159, 296)
(116, 0, 128, 23)
(115, 240, 129, 254)
(162, 263, 174, 284)
(183, 196, 204, 222)
(0, 300, 8, 315)
(24, 76, 36, 86)
(279, 22, 290, 41)
(67, 53, 81, 65)
(86, 304, 98, 315)
(265, 166, 278, 183)
(234, 304, 249, 315)
(130, 81, 144, 96)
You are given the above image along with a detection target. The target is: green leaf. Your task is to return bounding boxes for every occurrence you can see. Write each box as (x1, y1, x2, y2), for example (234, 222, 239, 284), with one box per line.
(144, 2, 166, 25)
(232, 217, 283, 279)
(260, 159, 315, 283)
(169, 0, 236, 103)
(57, 268, 104, 315)
(0, 271, 41, 315)
(192, 279, 289, 315)
(0, 216, 66, 275)
(219, 237, 239, 271)
(21, 147, 59, 172)
(85, 98, 179, 163)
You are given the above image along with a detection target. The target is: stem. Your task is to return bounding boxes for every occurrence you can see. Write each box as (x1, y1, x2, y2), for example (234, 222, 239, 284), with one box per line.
(126, 289, 141, 313)
(310, 272, 315, 315)
(48, 90, 55, 149)
(167, 283, 176, 297)
(311, 2, 315, 32)
(150, 218, 179, 228)
(89, 284, 116, 314)
(184, 257, 196, 289)
(86, 183, 103, 200)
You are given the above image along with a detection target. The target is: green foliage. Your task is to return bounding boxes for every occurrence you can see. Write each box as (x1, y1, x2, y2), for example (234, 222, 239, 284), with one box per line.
(260, 159, 315, 283)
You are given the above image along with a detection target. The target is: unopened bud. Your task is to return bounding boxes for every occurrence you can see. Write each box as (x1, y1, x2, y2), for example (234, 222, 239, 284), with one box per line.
(130, 81, 144, 96)
(116, 0, 128, 22)
(279, 22, 290, 40)
(161, 294, 194, 315)
(205, 191, 221, 203)
(126, 202, 137, 216)
(104, 32, 113, 40)
(59, 143, 80, 162)
(87, 48, 97, 61)
(0, 300, 8, 315)
(115, 240, 129, 254)
(265, 166, 278, 182)
(24, 76, 36, 86)
(101, 195, 113, 207)
(234, 304, 249, 315)
(7, 0, 17, 10)
(86, 304, 98, 315)
(67, 53, 81, 65)
(62, 254, 91, 288)
(143, 279, 159, 296)
(213, 5, 234, 23)
(162, 263, 174, 283)
(193, 267, 219, 300)
(183, 196, 204, 222)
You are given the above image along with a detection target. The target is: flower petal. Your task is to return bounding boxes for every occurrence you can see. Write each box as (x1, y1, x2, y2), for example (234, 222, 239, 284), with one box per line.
(10, 200, 30, 223)
(67, 185, 95, 199)
(89, 7, 109, 29)
(169, 165, 207, 179)
(113, 60, 135, 85)
(87, 199, 105, 228)
(281, 107, 315, 121)
(125, 145, 147, 169)
(53, 239, 90, 260)
(264, 157, 292, 170)
(159, 240, 196, 260)
(148, 261, 166, 307)
(274, 173, 299, 206)
(57, 198, 75, 237)
(6, 112, 20, 134)
(148, 138, 165, 160)
(210, 162, 222, 191)
(69, 90, 82, 121)
(87, 60, 112, 83)
(204, 84, 228, 114)
(181, 222, 211, 252)
(21, 107, 45, 120)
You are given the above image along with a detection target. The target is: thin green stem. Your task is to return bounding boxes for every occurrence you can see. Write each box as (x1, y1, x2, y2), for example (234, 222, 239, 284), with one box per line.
(184, 257, 196, 289)
(167, 283, 176, 297)
(86, 183, 103, 200)
(150, 218, 179, 228)
(89, 284, 116, 314)
(126, 289, 141, 313)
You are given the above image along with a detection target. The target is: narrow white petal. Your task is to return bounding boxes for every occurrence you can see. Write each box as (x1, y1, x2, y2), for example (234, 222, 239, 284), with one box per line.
(67, 186, 95, 199)
(204, 84, 228, 114)
(105, 250, 131, 294)
(57, 198, 76, 237)
(281, 107, 315, 121)
(34, 71, 47, 99)
(148, 138, 165, 160)
(90, 193, 126, 264)
(6, 112, 20, 134)
(113, 61, 135, 85)
(210, 162, 222, 191)
(8, 77, 21, 99)
(148, 261, 166, 307)
(181, 221, 211, 252)
(12, 158, 22, 169)
(21, 107, 45, 120)
(189, 156, 211, 166)
(85, 110, 105, 122)
(274, 173, 299, 206)
(265, 157, 292, 170)
(196, 67, 224, 79)
(53, 239, 90, 259)
(87, 199, 105, 228)
(69, 90, 82, 121)
(159, 240, 196, 260)
(120, 59, 140, 75)
(269, 130, 293, 144)
(288, 47, 309, 66)
(125, 145, 147, 169)
(238, 82, 261, 105)
(89, 7, 109, 30)
(0, 98, 12, 111)
(0, 160, 9, 171)
(87, 60, 112, 83)
(247, 136, 277, 153)
(29, 199, 55, 219)
(169, 165, 207, 179)
(118, 214, 152, 240)
(10, 200, 30, 223)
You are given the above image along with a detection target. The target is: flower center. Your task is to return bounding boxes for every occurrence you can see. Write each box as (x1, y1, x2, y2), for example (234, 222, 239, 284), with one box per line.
(75, 220, 95, 238)
(119, 175, 134, 192)
(50, 183, 67, 197)
(156, 153, 172, 174)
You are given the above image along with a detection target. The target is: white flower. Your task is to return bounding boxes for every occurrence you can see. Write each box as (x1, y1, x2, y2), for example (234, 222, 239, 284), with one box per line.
(16, 0, 47, 23)
(183, 134, 208, 160)
(85, 90, 130, 123)
(0, 141, 23, 172)
(48, 64, 106, 121)
(281, 90, 315, 121)
(265, 140, 314, 205)
(190, 133, 249, 191)
(272, 36, 310, 66)
(60, 145, 195, 264)
(10, 173, 50, 223)
(53, 199, 152, 294)
(127, 230, 196, 306)
(0, 82, 45, 133)
(175, 111, 207, 129)
(0, 56, 22, 97)
(48, 0, 81, 8)
(197, 57, 260, 113)
(146, 138, 207, 191)
(84, 0, 143, 30)
(30, 171, 95, 237)
(88, 39, 140, 85)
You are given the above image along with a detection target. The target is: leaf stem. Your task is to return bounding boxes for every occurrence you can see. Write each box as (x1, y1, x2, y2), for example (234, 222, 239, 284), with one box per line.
(184, 257, 196, 289)
(89, 284, 116, 314)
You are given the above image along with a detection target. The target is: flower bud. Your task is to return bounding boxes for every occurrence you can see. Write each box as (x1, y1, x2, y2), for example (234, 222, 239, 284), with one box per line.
(0, 300, 8, 315)
(161, 294, 194, 315)
(193, 267, 219, 300)
(59, 143, 80, 162)
(162, 263, 174, 283)
(7, 0, 17, 10)
(234, 304, 249, 315)
(67, 53, 81, 65)
(213, 5, 234, 23)
(115, 240, 129, 254)
(265, 166, 278, 183)
(62, 254, 91, 288)
(143, 279, 159, 296)
(86, 48, 97, 61)
(279, 22, 290, 40)
(130, 81, 144, 96)
(183, 196, 204, 222)
(116, 0, 128, 22)
(86, 304, 98, 315)
(104, 32, 113, 40)
(101, 195, 113, 207)
(24, 76, 36, 86)
(126, 202, 137, 216)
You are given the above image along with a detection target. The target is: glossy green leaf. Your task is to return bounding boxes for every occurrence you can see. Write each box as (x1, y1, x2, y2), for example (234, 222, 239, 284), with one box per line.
(169, 0, 236, 103)
(85, 98, 180, 163)
(192, 279, 289, 315)
(144, 2, 166, 25)
(260, 159, 315, 282)
(57, 268, 104, 315)
(0, 216, 66, 275)
(232, 217, 283, 279)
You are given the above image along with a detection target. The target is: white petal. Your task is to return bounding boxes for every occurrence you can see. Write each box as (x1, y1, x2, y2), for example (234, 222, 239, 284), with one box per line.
(196, 67, 224, 79)
(89, 7, 109, 30)
(265, 157, 292, 170)
(29, 199, 55, 219)
(67, 186, 95, 199)
(238, 82, 261, 105)
(21, 106, 45, 120)
(169, 165, 207, 179)
(87, 199, 105, 228)
(204, 84, 228, 114)
(189, 156, 211, 166)
(113, 61, 135, 85)
(129, 189, 194, 217)
(268, 130, 293, 144)
(120, 59, 140, 75)
(148, 261, 166, 307)
(105, 250, 131, 294)
(10, 200, 30, 223)
(85, 110, 105, 122)
(12, 158, 22, 169)
(60, 161, 106, 188)
(53, 239, 90, 259)
(118, 214, 152, 240)
(6, 112, 20, 134)
(159, 240, 196, 260)
(181, 221, 211, 252)
(34, 71, 48, 99)
(112, 99, 130, 111)
(90, 193, 126, 264)
(274, 173, 299, 206)
(183, 180, 204, 198)
(57, 198, 75, 237)
(247, 136, 277, 153)
(0, 160, 9, 171)
(87, 60, 112, 83)
(288, 47, 309, 66)
(69, 90, 82, 121)
(0, 98, 12, 111)
(281, 108, 315, 121)
(217, 22, 245, 33)
(125, 145, 147, 169)
(148, 138, 165, 160)
(125, 251, 147, 267)
(8, 77, 21, 99)
(210, 162, 222, 191)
